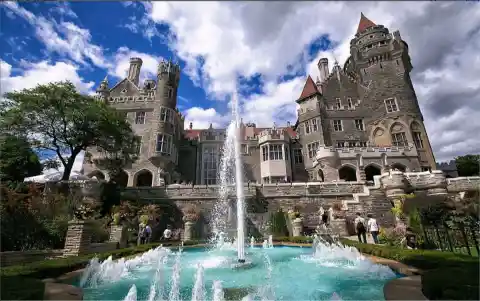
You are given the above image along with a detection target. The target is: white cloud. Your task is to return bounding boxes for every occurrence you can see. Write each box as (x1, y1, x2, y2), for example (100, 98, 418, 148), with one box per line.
(0, 59, 95, 95)
(142, 2, 480, 162)
(183, 107, 228, 129)
(41, 152, 85, 175)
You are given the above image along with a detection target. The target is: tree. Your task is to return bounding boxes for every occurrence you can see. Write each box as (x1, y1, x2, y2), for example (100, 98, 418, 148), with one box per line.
(0, 81, 140, 181)
(0, 134, 43, 183)
(455, 154, 480, 177)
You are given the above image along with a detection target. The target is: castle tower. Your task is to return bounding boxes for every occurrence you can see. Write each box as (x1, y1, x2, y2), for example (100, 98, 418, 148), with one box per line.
(127, 57, 142, 87)
(95, 75, 110, 102)
(349, 13, 436, 170)
(156, 59, 181, 109)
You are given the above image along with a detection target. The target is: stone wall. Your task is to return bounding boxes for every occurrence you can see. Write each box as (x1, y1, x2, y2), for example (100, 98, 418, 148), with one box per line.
(0, 249, 64, 267)
(120, 171, 479, 238)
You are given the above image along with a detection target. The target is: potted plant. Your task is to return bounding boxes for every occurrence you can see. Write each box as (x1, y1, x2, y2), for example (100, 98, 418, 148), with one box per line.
(182, 205, 200, 222)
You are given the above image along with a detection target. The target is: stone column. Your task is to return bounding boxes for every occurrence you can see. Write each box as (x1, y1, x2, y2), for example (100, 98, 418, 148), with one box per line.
(292, 218, 303, 237)
(63, 220, 93, 257)
(184, 221, 195, 241)
(109, 225, 128, 248)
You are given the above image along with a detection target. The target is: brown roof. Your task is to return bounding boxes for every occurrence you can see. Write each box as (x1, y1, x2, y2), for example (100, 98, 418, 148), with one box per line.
(297, 75, 320, 102)
(357, 13, 376, 34)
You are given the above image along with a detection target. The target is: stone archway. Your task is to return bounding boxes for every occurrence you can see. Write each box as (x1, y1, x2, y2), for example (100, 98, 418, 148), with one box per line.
(391, 163, 406, 172)
(134, 169, 153, 187)
(365, 164, 381, 183)
(111, 170, 128, 187)
(87, 170, 105, 180)
(338, 165, 357, 181)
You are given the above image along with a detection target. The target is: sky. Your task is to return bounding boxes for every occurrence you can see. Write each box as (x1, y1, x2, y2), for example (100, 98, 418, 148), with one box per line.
(1, 1, 480, 175)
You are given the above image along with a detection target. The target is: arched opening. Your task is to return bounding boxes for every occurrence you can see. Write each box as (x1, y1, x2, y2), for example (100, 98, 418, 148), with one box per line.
(391, 163, 406, 172)
(338, 165, 357, 181)
(410, 121, 424, 149)
(135, 170, 153, 187)
(390, 122, 408, 147)
(111, 170, 128, 187)
(317, 169, 325, 182)
(365, 164, 381, 184)
(87, 170, 105, 180)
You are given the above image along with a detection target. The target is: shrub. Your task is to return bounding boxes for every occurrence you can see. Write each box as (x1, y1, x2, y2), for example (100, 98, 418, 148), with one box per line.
(378, 224, 406, 247)
(273, 236, 313, 244)
(269, 209, 289, 237)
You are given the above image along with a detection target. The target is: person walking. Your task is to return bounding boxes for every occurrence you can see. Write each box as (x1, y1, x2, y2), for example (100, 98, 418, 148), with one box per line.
(354, 212, 367, 243)
(367, 213, 380, 244)
(145, 224, 152, 244)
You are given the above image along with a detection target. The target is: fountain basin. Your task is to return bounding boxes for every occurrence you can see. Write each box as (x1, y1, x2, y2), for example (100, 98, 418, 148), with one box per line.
(78, 244, 401, 300)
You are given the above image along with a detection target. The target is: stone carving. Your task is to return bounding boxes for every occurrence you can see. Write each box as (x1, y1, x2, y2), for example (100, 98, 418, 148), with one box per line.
(374, 128, 384, 136)
(392, 123, 404, 132)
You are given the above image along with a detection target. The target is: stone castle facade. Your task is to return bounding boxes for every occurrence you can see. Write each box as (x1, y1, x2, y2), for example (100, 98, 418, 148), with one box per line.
(82, 14, 437, 188)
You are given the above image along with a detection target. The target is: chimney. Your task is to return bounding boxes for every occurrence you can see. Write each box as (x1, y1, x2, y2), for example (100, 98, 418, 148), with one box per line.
(127, 57, 143, 86)
(318, 58, 329, 83)
(189, 122, 193, 129)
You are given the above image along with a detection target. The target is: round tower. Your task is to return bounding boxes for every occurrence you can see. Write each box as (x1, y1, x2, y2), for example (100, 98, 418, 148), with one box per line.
(350, 13, 437, 171)
(156, 59, 181, 109)
(127, 57, 143, 87)
(95, 76, 110, 103)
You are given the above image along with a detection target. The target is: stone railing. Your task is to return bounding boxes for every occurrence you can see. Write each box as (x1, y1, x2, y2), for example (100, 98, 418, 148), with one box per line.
(0, 249, 64, 267)
(447, 176, 480, 192)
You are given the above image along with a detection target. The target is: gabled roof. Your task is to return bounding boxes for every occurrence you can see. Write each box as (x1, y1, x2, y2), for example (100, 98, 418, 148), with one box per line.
(296, 75, 320, 103)
(357, 13, 376, 34)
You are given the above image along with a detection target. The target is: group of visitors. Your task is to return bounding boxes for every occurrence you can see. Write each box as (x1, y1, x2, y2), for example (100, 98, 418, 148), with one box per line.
(138, 224, 176, 245)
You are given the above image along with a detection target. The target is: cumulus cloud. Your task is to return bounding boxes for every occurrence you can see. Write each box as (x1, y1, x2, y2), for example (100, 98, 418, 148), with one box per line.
(0, 59, 95, 95)
(141, 2, 480, 162)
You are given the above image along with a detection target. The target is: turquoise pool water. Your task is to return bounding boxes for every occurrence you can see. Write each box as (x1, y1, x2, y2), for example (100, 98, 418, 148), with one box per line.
(79, 245, 400, 300)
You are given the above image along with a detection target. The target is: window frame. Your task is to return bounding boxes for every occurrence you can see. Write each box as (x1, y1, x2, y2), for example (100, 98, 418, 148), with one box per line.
(384, 98, 399, 113)
(355, 119, 365, 131)
(135, 111, 146, 124)
(333, 120, 343, 132)
(293, 149, 303, 164)
(155, 133, 172, 154)
(391, 132, 408, 147)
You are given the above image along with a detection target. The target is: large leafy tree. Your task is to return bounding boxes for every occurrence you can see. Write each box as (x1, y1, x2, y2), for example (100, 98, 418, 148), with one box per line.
(455, 154, 480, 177)
(0, 134, 43, 183)
(0, 81, 139, 181)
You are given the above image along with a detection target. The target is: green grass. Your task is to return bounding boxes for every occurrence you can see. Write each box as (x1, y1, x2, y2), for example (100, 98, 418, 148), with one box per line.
(0, 240, 203, 300)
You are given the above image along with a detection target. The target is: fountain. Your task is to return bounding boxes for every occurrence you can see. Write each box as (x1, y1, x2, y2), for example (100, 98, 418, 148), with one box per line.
(78, 93, 403, 301)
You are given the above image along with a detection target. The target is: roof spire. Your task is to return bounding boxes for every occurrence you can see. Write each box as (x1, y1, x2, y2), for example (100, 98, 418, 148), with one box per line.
(357, 12, 376, 34)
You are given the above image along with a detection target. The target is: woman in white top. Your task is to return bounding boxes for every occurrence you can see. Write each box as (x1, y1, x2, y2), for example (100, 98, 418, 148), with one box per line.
(367, 214, 380, 244)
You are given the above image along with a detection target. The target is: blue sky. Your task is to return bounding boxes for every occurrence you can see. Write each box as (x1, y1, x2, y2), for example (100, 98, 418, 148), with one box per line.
(2, 1, 479, 168)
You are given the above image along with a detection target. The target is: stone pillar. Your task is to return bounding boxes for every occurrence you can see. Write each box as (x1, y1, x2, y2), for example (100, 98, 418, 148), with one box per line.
(63, 220, 93, 257)
(292, 218, 303, 237)
(380, 171, 407, 198)
(109, 225, 128, 248)
(184, 221, 195, 241)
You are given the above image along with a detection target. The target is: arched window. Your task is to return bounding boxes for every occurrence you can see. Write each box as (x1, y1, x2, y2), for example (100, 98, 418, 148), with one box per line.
(318, 169, 325, 182)
(338, 165, 357, 181)
(410, 122, 424, 149)
(390, 122, 408, 147)
(365, 164, 381, 183)
(391, 163, 406, 172)
(134, 169, 153, 187)
(112, 170, 128, 187)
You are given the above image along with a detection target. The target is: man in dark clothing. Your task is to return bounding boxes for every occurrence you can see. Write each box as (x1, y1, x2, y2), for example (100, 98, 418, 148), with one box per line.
(354, 212, 367, 243)
(321, 211, 329, 226)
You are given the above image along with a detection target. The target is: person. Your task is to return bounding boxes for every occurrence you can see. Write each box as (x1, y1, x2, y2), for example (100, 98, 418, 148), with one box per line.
(138, 224, 146, 245)
(404, 227, 417, 249)
(145, 224, 152, 244)
(321, 211, 329, 226)
(367, 213, 380, 244)
(163, 225, 173, 240)
(354, 212, 367, 243)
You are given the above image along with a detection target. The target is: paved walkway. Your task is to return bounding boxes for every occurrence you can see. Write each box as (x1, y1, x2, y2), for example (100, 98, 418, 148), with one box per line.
(344, 235, 375, 244)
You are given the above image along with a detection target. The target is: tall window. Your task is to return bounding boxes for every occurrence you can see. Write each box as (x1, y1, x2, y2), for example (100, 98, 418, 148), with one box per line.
(391, 132, 408, 147)
(413, 132, 423, 148)
(385, 98, 399, 113)
(262, 145, 268, 161)
(269, 144, 283, 160)
(135, 111, 146, 124)
(164, 86, 173, 98)
(293, 149, 303, 164)
(335, 98, 341, 109)
(307, 142, 319, 159)
(355, 119, 365, 131)
(347, 98, 353, 109)
(336, 141, 345, 148)
(304, 121, 311, 134)
(135, 136, 142, 155)
(156, 134, 172, 154)
(203, 146, 218, 185)
(311, 118, 318, 132)
(333, 120, 343, 131)
(160, 107, 174, 124)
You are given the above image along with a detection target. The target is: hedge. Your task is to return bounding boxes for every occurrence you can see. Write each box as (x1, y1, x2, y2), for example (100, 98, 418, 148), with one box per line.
(340, 238, 479, 300)
(272, 236, 314, 244)
(0, 240, 204, 300)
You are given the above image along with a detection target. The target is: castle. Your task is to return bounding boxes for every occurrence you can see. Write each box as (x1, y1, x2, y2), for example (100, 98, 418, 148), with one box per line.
(83, 14, 437, 188)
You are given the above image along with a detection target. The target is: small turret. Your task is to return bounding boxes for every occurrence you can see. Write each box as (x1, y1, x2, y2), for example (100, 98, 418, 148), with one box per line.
(156, 59, 181, 108)
(127, 57, 143, 87)
(95, 75, 110, 102)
